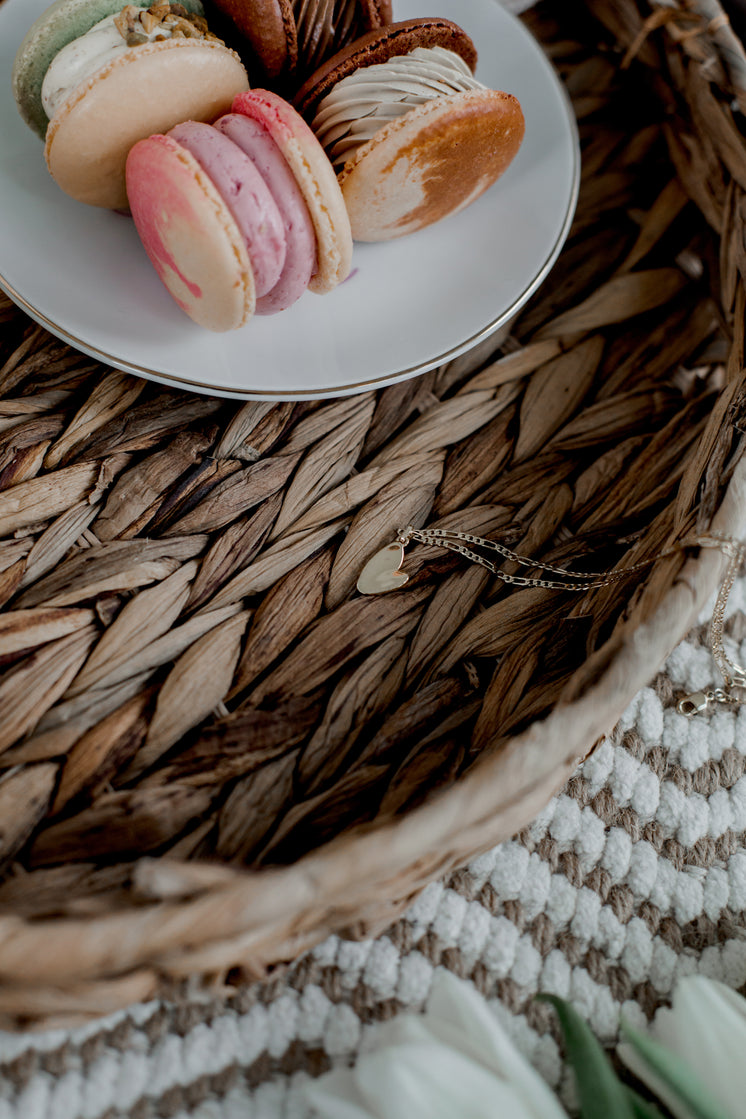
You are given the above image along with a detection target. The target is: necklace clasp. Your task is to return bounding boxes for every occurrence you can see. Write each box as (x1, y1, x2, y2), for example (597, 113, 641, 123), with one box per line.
(678, 691, 712, 716)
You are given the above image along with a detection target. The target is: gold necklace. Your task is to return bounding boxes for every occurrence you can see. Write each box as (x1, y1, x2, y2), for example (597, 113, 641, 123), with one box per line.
(356, 527, 746, 717)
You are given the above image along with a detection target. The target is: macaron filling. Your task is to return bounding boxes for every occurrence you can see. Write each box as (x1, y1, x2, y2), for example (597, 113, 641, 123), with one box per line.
(167, 113, 319, 313)
(216, 114, 318, 314)
(311, 45, 486, 170)
(168, 121, 288, 298)
(293, 0, 365, 73)
(41, 3, 219, 120)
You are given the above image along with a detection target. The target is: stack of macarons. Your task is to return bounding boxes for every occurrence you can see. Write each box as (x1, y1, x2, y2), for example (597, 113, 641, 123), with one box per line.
(11, 0, 526, 331)
(206, 0, 393, 85)
(12, 0, 250, 208)
(125, 89, 353, 330)
(294, 18, 526, 241)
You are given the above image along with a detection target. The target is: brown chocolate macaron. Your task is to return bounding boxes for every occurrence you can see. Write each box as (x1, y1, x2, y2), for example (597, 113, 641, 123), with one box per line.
(294, 17, 525, 242)
(208, 0, 392, 83)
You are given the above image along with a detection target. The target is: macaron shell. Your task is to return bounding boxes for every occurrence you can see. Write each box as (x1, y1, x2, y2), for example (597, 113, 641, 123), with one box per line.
(210, 0, 392, 82)
(338, 89, 525, 242)
(44, 38, 249, 209)
(232, 89, 352, 293)
(12, 0, 205, 138)
(209, 0, 294, 79)
(126, 133, 255, 331)
(294, 18, 478, 120)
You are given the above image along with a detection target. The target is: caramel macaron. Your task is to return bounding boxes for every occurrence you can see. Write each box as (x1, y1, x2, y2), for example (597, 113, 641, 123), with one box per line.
(207, 0, 392, 84)
(295, 18, 525, 242)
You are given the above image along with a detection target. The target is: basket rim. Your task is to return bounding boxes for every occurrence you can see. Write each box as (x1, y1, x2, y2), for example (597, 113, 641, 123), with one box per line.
(0, 458, 743, 988)
(2, 0, 746, 1010)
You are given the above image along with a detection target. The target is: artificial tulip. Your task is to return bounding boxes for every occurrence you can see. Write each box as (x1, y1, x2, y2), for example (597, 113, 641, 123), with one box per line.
(304, 971, 568, 1119)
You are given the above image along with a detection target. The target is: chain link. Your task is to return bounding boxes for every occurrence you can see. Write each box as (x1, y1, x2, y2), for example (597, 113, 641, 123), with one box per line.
(706, 536, 746, 690)
(398, 525, 697, 590)
(395, 525, 746, 715)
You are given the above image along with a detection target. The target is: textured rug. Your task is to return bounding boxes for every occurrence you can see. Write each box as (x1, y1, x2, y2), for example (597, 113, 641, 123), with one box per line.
(0, 573, 745, 1118)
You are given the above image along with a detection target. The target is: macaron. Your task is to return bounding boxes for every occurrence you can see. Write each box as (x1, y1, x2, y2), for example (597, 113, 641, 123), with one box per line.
(294, 18, 526, 242)
(125, 89, 353, 330)
(12, 0, 250, 209)
(207, 0, 393, 84)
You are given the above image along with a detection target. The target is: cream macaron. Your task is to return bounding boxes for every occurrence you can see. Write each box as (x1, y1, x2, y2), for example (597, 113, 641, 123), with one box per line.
(12, 0, 250, 209)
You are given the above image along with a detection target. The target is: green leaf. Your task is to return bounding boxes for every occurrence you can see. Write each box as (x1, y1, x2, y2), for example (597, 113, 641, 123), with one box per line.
(538, 995, 635, 1119)
(620, 1022, 733, 1119)
(625, 1086, 667, 1119)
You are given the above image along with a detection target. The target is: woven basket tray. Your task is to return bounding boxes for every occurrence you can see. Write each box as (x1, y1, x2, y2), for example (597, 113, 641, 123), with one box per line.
(0, 0, 745, 1031)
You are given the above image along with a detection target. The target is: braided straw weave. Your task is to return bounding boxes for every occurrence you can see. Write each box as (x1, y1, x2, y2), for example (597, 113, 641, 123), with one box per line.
(0, 0, 745, 1030)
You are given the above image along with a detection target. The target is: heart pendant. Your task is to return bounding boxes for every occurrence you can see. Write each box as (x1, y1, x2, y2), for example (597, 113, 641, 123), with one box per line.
(357, 542, 410, 595)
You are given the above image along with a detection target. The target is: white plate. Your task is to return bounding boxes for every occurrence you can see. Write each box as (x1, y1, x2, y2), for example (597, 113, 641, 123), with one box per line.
(0, 0, 579, 401)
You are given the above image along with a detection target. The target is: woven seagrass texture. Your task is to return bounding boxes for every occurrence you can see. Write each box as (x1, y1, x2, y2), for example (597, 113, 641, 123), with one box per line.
(0, 0, 745, 1030)
(4, 600, 746, 1117)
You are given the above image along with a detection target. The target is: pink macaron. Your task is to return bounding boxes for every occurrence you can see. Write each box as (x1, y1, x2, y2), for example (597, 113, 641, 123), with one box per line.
(125, 89, 353, 330)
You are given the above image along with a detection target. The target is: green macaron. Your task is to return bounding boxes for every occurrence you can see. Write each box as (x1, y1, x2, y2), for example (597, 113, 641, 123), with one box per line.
(12, 0, 205, 138)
